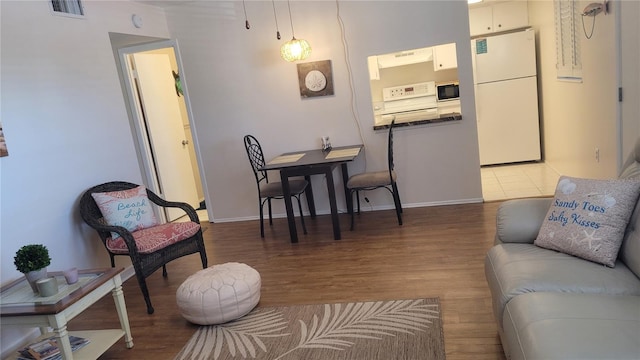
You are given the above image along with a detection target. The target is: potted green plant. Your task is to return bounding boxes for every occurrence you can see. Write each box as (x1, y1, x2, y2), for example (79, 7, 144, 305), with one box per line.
(14, 244, 51, 293)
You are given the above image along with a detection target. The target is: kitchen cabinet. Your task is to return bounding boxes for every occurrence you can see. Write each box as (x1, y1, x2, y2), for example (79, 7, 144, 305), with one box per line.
(368, 56, 380, 80)
(469, 1, 529, 37)
(433, 43, 457, 71)
(376, 47, 433, 69)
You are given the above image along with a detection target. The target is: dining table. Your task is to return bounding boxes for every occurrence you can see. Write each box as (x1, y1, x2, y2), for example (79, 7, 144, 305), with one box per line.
(260, 144, 363, 243)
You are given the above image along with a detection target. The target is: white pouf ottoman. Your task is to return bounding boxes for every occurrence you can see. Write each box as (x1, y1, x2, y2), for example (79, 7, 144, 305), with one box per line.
(176, 262, 261, 325)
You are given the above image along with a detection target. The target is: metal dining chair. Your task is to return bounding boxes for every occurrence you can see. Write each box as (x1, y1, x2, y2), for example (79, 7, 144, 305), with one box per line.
(346, 120, 403, 230)
(243, 135, 308, 237)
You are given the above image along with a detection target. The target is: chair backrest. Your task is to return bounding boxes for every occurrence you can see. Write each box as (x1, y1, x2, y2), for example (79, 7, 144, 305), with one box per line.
(80, 181, 140, 220)
(79, 181, 141, 238)
(387, 120, 396, 180)
(243, 135, 269, 188)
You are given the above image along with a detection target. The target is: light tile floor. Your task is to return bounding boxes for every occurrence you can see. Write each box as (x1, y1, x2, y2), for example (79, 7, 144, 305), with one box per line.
(197, 209, 208, 222)
(174, 209, 209, 222)
(481, 162, 561, 202)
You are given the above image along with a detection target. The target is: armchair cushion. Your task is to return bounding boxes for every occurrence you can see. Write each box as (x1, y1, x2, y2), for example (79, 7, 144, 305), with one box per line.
(92, 185, 159, 239)
(106, 221, 201, 254)
(534, 176, 640, 267)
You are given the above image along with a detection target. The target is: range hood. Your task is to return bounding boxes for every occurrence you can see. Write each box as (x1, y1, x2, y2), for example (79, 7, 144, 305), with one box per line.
(376, 47, 433, 69)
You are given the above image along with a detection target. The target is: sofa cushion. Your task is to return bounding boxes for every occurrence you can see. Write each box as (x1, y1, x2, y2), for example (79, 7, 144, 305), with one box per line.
(485, 243, 640, 330)
(534, 176, 640, 267)
(106, 221, 201, 254)
(92, 185, 159, 240)
(618, 138, 640, 279)
(503, 292, 640, 360)
(620, 200, 640, 278)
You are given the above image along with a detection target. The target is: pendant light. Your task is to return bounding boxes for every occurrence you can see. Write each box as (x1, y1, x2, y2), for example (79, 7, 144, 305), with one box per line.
(280, 0, 311, 62)
(242, 0, 250, 29)
(272, 0, 281, 40)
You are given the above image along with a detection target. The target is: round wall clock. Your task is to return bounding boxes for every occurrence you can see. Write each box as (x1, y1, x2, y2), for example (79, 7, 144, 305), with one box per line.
(304, 70, 327, 92)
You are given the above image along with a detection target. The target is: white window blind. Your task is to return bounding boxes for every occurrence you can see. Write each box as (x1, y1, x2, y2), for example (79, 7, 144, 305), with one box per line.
(50, 0, 84, 17)
(554, 0, 582, 81)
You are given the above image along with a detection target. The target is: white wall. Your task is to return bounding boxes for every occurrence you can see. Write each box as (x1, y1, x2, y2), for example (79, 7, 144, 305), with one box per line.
(0, 0, 170, 353)
(529, 0, 620, 178)
(164, 0, 482, 222)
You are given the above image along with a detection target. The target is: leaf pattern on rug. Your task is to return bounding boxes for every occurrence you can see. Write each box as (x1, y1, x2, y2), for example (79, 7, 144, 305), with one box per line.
(274, 299, 439, 360)
(176, 309, 290, 360)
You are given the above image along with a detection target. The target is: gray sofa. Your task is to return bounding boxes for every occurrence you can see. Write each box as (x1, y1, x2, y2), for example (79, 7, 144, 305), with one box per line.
(485, 141, 640, 359)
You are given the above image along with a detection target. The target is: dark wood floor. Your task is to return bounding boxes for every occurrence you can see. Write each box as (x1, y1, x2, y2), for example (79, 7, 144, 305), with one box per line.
(70, 202, 506, 360)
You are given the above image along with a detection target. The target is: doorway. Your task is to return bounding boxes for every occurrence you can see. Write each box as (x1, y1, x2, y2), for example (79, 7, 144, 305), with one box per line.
(117, 40, 209, 223)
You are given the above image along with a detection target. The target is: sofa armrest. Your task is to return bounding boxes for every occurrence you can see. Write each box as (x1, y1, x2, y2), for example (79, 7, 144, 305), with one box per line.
(495, 198, 552, 244)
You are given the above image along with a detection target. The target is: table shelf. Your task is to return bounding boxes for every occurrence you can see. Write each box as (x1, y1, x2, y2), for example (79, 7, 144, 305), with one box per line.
(4, 330, 125, 360)
(1, 268, 133, 360)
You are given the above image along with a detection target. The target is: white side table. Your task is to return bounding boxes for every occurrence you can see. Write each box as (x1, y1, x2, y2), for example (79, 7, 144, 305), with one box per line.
(1, 268, 134, 359)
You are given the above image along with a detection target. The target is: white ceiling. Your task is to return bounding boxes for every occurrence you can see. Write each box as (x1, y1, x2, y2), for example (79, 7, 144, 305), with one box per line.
(133, 0, 195, 9)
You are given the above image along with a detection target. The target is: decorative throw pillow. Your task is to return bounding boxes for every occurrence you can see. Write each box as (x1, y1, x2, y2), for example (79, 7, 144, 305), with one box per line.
(91, 186, 159, 240)
(534, 176, 640, 267)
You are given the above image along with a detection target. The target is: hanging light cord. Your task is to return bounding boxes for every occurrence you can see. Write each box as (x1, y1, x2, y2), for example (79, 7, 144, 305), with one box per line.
(335, 0, 367, 170)
(287, 0, 296, 38)
(243, 0, 250, 29)
(272, 0, 281, 40)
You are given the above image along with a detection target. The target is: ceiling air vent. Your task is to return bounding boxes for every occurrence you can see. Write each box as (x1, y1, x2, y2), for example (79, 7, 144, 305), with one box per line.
(50, 0, 84, 17)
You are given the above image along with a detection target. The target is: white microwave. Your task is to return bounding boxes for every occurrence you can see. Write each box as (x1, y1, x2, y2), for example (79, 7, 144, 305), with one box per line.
(436, 82, 459, 102)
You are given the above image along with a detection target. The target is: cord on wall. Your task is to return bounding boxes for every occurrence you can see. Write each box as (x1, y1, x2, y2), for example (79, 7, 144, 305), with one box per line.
(335, 0, 368, 172)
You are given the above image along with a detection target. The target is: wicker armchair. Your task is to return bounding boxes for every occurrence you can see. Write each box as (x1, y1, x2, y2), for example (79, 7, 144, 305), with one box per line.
(79, 181, 208, 314)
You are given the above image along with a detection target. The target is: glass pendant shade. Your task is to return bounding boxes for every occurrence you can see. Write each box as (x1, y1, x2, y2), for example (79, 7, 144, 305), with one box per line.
(280, 37, 311, 62)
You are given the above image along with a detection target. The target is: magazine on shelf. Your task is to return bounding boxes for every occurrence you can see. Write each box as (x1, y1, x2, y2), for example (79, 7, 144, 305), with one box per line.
(17, 335, 90, 360)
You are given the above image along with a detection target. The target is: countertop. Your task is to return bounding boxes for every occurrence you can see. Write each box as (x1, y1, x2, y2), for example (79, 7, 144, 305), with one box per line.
(373, 112, 462, 130)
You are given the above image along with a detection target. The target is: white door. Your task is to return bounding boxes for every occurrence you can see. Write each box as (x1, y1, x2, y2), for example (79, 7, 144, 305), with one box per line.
(132, 53, 199, 221)
(476, 76, 541, 165)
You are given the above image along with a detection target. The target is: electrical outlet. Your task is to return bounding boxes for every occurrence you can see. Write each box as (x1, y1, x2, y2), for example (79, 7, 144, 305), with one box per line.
(595, 147, 600, 162)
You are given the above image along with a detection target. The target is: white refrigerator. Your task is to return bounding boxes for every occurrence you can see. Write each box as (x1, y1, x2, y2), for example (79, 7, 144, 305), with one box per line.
(472, 29, 541, 166)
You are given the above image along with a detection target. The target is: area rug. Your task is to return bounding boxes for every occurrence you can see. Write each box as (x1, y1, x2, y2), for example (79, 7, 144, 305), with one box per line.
(174, 298, 445, 360)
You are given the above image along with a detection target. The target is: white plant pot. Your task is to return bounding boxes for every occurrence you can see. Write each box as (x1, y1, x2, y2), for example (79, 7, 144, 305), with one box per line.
(25, 267, 48, 294)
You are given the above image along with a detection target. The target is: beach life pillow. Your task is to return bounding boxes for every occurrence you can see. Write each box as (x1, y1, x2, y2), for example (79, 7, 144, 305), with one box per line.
(534, 176, 640, 267)
(91, 185, 159, 240)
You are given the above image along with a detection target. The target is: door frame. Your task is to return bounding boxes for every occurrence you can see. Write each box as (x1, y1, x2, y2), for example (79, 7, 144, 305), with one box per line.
(618, 0, 640, 170)
(117, 39, 212, 222)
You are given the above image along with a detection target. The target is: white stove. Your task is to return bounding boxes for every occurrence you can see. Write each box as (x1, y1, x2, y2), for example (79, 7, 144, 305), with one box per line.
(375, 81, 439, 124)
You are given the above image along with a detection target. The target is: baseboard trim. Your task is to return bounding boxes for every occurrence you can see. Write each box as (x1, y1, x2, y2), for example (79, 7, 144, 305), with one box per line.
(210, 198, 484, 223)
